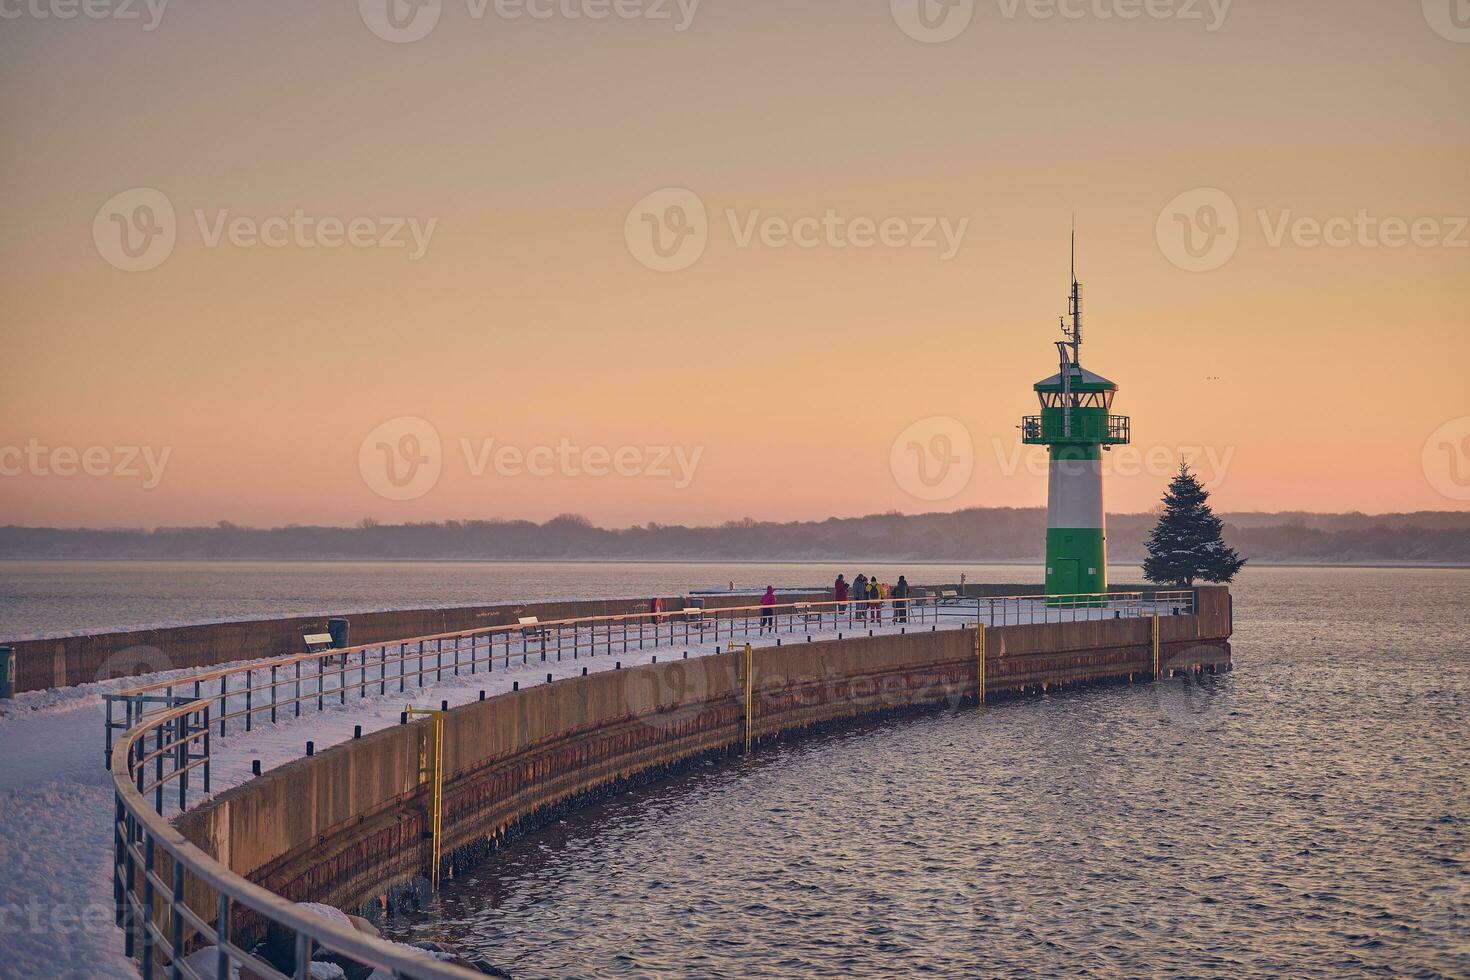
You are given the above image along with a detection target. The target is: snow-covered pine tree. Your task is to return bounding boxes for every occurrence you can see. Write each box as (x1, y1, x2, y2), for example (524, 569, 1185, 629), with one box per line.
(1142, 463, 1246, 586)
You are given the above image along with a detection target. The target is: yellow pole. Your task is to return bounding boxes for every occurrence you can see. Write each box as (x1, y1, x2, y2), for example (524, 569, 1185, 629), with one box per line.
(405, 706, 445, 890)
(976, 623, 986, 705)
(1151, 613, 1161, 680)
(743, 642, 754, 755)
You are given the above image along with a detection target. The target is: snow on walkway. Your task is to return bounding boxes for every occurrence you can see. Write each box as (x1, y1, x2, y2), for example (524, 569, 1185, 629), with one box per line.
(0, 598, 1153, 979)
(0, 660, 268, 980)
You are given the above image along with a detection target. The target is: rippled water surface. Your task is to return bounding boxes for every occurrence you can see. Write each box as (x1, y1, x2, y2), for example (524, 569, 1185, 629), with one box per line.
(378, 567, 1470, 978)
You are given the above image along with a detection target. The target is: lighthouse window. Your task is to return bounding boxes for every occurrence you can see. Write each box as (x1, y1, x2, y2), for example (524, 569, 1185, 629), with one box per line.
(1039, 390, 1114, 408)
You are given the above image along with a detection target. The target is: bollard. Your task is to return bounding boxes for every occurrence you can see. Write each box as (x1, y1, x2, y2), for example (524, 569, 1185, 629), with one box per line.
(615, 662, 621, 670)
(683, 651, 688, 659)
(512, 681, 519, 691)
(440, 700, 448, 712)
(306, 741, 315, 757)
(353, 725, 362, 740)
(546, 673, 552, 684)
(479, 691, 486, 700)
(582, 667, 588, 676)
(651, 655, 657, 664)
(251, 760, 261, 776)
(0, 645, 11, 700)
(328, 618, 350, 649)
(400, 711, 408, 725)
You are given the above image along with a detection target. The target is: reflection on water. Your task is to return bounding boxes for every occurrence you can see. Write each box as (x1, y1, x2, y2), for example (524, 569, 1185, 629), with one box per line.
(380, 568, 1470, 977)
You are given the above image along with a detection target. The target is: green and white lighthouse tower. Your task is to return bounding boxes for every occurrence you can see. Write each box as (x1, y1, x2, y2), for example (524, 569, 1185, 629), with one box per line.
(1020, 239, 1130, 600)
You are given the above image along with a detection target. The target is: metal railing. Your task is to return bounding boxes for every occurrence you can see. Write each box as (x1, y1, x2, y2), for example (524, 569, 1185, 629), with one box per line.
(106, 588, 1192, 979)
(1021, 413, 1131, 444)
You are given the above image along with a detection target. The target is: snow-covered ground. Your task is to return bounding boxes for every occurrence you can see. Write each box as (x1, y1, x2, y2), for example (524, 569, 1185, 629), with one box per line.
(0, 658, 275, 980)
(0, 599, 1164, 979)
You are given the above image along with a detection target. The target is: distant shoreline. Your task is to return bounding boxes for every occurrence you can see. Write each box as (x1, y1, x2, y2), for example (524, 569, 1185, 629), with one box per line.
(0, 557, 1465, 570)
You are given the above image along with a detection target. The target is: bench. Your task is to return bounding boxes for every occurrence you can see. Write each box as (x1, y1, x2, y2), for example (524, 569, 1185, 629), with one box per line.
(302, 631, 336, 653)
(518, 616, 548, 640)
(793, 602, 822, 626)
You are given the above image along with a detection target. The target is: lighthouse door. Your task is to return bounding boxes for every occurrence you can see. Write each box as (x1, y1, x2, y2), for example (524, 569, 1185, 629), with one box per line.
(1054, 559, 1080, 597)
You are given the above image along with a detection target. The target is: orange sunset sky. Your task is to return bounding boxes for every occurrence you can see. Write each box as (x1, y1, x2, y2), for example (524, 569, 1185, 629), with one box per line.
(1, 0, 1467, 528)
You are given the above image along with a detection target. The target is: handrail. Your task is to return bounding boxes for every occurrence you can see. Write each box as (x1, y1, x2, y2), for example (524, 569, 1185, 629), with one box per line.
(106, 587, 1194, 978)
(113, 590, 1189, 701)
(112, 726, 484, 978)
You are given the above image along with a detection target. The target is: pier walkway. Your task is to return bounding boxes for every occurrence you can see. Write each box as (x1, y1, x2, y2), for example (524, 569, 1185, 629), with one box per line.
(0, 588, 1194, 980)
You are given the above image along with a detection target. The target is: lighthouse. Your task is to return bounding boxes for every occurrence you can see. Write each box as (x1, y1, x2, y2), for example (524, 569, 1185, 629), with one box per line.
(1020, 239, 1130, 601)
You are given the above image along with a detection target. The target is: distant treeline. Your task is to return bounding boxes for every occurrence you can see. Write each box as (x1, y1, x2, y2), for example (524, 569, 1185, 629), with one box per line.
(2, 509, 1468, 564)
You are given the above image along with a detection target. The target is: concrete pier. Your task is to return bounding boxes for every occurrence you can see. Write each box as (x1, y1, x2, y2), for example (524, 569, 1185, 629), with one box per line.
(170, 587, 1231, 947)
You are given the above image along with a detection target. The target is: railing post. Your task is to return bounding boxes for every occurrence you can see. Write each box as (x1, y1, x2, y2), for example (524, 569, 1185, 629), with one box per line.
(216, 894, 229, 980)
(170, 859, 184, 979)
(124, 806, 137, 956)
(154, 722, 166, 813)
(141, 834, 155, 980)
(201, 706, 210, 792)
(176, 717, 188, 811)
(295, 930, 311, 980)
(113, 795, 126, 926)
(105, 695, 115, 768)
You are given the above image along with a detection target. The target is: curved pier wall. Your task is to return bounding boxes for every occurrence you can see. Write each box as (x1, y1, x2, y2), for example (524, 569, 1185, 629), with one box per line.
(173, 588, 1230, 943)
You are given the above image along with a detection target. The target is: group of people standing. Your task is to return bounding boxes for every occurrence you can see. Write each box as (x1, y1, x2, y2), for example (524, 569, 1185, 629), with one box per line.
(832, 572, 911, 625)
(752, 573, 913, 634)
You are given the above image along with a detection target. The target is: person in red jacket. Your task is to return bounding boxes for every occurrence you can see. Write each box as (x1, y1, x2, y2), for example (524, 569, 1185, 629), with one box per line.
(759, 585, 777, 634)
(834, 574, 849, 614)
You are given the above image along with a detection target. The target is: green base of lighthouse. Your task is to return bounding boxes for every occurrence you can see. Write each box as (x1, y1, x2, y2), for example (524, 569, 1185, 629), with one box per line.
(1044, 527, 1108, 604)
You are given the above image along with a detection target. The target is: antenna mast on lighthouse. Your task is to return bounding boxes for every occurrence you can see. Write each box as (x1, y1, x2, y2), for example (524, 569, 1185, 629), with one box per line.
(1060, 224, 1083, 366)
